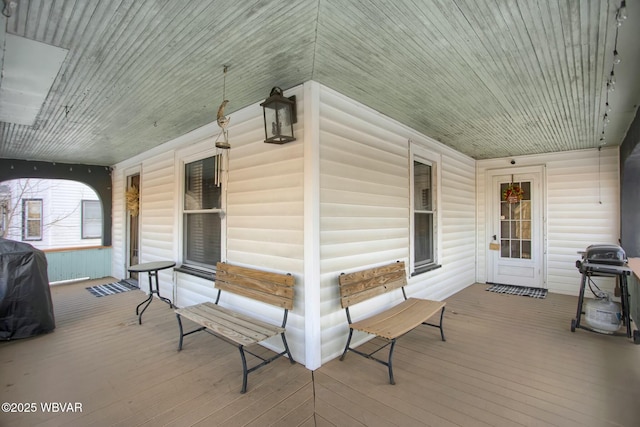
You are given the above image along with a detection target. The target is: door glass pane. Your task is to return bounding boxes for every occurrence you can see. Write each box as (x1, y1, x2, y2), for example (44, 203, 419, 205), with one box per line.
(512, 203, 521, 220)
(501, 202, 510, 219)
(501, 221, 510, 238)
(501, 240, 510, 258)
(511, 240, 521, 258)
(520, 201, 531, 219)
(521, 220, 531, 239)
(510, 221, 518, 239)
(499, 180, 532, 260)
(522, 241, 531, 259)
(521, 182, 531, 200)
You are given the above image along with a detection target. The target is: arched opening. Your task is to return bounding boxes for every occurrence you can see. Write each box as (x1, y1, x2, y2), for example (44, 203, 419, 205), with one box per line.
(0, 178, 103, 249)
(0, 159, 112, 246)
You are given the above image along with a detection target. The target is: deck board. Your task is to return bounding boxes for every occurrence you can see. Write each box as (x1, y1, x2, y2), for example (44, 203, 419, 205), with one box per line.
(1, 280, 639, 426)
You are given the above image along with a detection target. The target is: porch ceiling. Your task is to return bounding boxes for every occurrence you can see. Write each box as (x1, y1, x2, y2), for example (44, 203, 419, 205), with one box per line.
(0, 0, 639, 165)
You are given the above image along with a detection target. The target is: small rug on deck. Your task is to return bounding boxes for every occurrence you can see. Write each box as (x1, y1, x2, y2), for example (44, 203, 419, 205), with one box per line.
(486, 284, 547, 299)
(86, 281, 138, 297)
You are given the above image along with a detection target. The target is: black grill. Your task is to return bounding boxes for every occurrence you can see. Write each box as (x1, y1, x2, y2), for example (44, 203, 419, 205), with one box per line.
(584, 244, 626, 265)
(577, 244, 626, 269)
(571, 243, 634, 340)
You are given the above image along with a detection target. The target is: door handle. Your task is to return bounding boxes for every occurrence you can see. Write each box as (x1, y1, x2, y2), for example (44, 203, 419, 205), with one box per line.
(493, 235, 497, 241)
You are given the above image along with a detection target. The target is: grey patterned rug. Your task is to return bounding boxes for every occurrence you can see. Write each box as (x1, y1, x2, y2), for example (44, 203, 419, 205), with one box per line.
(486, 284, 547, 299)
(86, 281, 138, 297)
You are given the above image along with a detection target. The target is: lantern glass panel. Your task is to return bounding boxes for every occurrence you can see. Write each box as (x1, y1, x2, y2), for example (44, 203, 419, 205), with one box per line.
(265, 103, 292, 140)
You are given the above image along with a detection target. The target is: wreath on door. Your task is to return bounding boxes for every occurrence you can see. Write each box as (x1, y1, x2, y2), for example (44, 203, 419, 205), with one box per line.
(126, 185, 139, 216)
(502, 183, 524, 204)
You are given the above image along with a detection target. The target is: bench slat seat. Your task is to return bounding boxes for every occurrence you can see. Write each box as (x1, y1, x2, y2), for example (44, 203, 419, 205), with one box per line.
(339, 261, 446, 384)
(351, 298, 445, 340)
(175, 262, 295, 393)
(175, 302, 284, 347)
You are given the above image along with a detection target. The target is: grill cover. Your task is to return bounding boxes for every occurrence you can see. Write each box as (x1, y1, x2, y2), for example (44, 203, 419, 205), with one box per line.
(0, 238, 55, 340)
(583, 244, 626, 266)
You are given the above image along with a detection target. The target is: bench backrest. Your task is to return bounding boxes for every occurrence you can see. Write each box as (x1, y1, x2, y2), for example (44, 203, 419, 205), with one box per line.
(338, 261, 407, 308)
(215, 262, 294, 310)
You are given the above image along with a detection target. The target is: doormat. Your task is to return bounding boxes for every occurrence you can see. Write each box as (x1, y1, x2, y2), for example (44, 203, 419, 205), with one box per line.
(486, 284, 547, 299)
(86, 281, 138, 297)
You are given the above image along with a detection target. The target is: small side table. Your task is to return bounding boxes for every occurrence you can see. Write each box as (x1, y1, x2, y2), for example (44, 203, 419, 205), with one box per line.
(128, 261, 176, 324)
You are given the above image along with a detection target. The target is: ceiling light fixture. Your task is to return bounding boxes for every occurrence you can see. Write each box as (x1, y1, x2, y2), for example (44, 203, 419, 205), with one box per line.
(599, 1, 627, 147)
(612, 50, 621, 64)
(261, 87, 297, 144)
(616, 0, 628, 24)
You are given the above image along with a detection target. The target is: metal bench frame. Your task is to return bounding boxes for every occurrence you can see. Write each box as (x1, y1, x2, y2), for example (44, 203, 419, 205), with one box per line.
(339, 261, 446, 384)
(175, 262, 295, 393)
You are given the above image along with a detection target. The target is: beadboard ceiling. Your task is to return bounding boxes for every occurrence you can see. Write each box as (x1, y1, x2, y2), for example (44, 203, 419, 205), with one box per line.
(0, 0, 638, 165)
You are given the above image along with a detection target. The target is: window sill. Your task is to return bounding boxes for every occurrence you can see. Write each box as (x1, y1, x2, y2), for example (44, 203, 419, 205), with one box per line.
(411, 263, 442, 276)
(174, 265, 215, 281)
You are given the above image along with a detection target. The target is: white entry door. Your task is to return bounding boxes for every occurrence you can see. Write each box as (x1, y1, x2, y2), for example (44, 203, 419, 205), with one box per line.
(488, 166, 544, 288)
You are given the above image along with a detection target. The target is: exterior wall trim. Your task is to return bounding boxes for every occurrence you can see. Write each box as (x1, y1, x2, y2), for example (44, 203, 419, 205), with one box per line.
(303, 81, 322, 370)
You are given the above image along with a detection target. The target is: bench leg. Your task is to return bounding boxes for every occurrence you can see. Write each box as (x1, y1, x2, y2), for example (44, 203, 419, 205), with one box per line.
(387, 339, 397, 385)
(236, 335, 295, 393)
(340, 329, 398, 384)
(440, 307, 446, 341)
(175, 314, 207, 351)
(239, 346, 249, 394)
(339, 328, 354, 361)
(422, 306, 446, 342)
(176, 313, 184, 351)
(281, 332, 296, 364)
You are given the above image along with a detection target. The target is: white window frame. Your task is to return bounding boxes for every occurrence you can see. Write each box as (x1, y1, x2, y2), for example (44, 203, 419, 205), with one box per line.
(81, 199, 102, 239)
(178, 149, 226, 272)
(409, 145, 442, 275)
(22, 198, 43, 241)
(0, 199, 8, 237)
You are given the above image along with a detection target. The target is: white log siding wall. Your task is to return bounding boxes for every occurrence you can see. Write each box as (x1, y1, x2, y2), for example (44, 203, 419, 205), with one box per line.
(112, 86, 306, 364)
(476, 147, 620, 296)
(138, 151, 176, 299)
(317, 86, 476, 363)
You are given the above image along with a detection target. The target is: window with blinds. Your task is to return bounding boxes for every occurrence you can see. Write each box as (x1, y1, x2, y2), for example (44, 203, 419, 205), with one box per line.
(413, 160, 435, 268)
(183, 156, 222, 269)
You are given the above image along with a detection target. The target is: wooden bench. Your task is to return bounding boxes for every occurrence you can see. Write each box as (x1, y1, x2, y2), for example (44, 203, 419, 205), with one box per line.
(338, 261, 446, 384)
(175, 262, 295, 393)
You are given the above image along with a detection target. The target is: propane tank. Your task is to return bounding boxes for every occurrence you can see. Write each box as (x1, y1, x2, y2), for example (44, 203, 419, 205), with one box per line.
(584, 291, 622, 334)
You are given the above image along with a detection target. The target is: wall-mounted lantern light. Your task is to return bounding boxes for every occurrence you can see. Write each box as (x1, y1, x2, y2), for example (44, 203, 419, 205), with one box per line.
(261, 87, 296, 144)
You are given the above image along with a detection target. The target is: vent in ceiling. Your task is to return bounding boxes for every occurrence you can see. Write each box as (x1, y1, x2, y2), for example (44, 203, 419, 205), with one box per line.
(0, 33, 68, 126)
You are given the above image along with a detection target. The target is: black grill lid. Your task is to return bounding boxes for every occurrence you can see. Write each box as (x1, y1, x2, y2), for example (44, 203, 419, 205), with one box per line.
(583, 244, 626, 266)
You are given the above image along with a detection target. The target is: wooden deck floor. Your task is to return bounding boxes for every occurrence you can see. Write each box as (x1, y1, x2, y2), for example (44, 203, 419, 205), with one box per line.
(1, 279, 639, 426)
